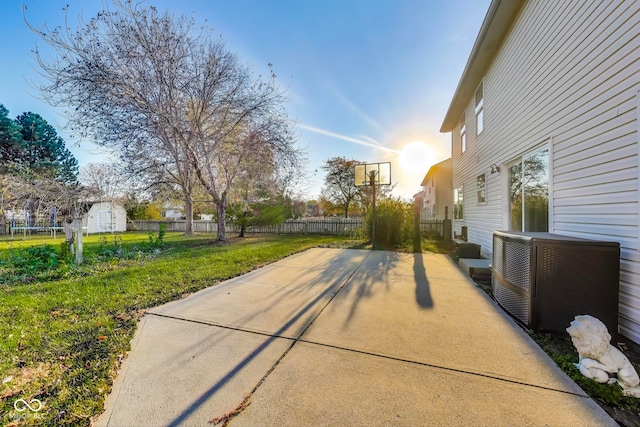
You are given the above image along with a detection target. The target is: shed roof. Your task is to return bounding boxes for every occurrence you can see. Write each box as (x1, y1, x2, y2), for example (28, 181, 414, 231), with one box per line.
(439, 0, 525, 132)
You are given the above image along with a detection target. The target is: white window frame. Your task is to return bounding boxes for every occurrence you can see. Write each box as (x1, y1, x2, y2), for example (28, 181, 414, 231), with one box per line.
(454, 185, 464, 220)
(477, 173, 486, 205)
(475, 81, 484, 136)
(460, 113, 467, 153)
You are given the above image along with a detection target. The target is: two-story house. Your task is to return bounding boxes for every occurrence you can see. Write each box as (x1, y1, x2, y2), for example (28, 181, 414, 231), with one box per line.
(440, 0, 640, 343)
(418, 158, 452, 221)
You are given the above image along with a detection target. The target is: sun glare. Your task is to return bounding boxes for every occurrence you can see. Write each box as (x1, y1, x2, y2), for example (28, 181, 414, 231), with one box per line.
(398, 141, 433, 174)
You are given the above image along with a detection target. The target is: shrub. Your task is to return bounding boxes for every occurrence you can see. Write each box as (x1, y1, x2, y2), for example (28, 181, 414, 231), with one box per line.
(15, 244, 60, 272)
(0, 244, 64, 282)
(363, 197, 414, 249)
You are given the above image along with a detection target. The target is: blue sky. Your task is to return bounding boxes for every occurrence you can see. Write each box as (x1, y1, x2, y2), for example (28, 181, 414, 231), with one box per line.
(0, 0, 490, 199)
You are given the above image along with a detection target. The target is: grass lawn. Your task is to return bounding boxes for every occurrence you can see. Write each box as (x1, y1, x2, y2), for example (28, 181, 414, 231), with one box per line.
(0, 231, 361, 426)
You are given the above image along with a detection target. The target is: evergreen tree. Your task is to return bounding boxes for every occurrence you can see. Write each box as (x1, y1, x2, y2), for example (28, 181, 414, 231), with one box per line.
(15, 112, 78, 184)
(0, 105, 23, 172)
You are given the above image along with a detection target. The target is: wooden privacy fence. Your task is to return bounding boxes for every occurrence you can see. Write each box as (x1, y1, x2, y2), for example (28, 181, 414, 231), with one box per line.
(128, 220, 218, 233)
(128, 218, 365, 236)
(418, 219, 448, 238)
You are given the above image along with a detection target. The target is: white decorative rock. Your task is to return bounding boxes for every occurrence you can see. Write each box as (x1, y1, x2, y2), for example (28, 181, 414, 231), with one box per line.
(567, 315, 640, 397)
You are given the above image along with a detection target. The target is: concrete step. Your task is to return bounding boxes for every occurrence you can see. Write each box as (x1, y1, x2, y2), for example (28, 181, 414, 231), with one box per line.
(459, 257, 491, 279)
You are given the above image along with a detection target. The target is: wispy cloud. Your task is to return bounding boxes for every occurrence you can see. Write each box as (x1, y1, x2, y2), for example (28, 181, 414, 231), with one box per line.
(298, 124, 399, 153)
(357, 135, 383, 146)
(333, 92, 386, 135)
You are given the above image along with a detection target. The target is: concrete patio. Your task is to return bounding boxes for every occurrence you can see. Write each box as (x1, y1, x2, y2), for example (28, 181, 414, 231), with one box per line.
(96, 248, 615, 426)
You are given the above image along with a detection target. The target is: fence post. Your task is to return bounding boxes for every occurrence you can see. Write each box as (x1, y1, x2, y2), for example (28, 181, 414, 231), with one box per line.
(443, 219, 452, 241)
(74, 217, 83, 265)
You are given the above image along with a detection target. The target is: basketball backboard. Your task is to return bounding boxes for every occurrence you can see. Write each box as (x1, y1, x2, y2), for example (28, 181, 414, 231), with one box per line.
(354, 162, 391, 187)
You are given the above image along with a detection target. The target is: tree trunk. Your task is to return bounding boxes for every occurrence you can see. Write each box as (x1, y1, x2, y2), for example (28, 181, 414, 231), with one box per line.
(184, 194, 194, 235)
(216, 195, 227, 241)
(344, 202, 349, 218)
(238, 211, 246, 238)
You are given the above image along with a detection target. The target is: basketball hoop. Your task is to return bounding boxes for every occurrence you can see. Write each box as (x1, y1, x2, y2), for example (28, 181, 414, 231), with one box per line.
(354, 162, 391, 187)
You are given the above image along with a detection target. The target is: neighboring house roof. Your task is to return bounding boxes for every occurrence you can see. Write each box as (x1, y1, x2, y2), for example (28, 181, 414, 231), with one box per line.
(420, 158, 452, 187)
(162, 202, 183, 209)
(440, 0, 525, 132)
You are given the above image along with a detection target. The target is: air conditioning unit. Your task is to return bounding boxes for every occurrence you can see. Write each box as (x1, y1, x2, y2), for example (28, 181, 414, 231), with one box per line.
(492, 231, 620, 337)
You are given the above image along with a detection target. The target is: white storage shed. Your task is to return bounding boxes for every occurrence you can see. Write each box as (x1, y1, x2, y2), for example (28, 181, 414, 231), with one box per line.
(83, 202, 127, 233)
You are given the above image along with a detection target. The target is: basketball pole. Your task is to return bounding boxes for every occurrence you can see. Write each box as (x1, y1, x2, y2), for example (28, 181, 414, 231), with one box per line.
(354, 161, 389, 251)
(369, 170, 378, 250)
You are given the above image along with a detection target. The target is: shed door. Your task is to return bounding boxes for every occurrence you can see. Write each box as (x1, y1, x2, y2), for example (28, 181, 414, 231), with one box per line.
(98, 210, 111, 232)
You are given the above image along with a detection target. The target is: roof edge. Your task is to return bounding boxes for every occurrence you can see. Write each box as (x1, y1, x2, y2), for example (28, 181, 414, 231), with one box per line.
(420, 158, 452, 186)
(439, 0, 525, 133)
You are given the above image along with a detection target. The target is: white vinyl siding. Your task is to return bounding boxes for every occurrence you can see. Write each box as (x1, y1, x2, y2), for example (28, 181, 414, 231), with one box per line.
(451, 1, 640, 341)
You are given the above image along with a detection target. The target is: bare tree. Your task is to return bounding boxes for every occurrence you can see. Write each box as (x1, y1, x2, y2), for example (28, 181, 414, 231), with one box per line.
(321, 157, 364, 218)
(226, 128, 298, 236)
(26, 1, 301, 239)
(1, 173, 85, 225)
(188, 99, 302, 240)
(80, 162, 127, 202)
(25, 1, 200, 232)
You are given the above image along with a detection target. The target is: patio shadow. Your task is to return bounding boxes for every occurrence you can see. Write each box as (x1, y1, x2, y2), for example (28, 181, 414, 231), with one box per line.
(414, 253, 433, 309)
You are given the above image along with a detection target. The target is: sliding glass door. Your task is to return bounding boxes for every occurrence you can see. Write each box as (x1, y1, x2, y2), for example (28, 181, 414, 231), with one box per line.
(509, 147, 549, 232)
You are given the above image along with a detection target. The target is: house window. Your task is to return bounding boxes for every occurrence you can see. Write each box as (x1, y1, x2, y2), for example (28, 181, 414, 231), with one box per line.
(454, 185, 464, 219)
(460, 113, 467, 153)
(509, 147, 549, 232)
(475, 81, 484, 135)
(477, 174, 486, 204)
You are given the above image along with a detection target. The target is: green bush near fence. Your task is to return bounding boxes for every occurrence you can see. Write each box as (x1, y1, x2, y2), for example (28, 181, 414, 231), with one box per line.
(358, 199, 452, 253)
(360, 198, 414, 249)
